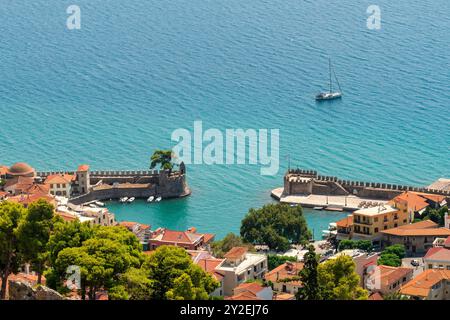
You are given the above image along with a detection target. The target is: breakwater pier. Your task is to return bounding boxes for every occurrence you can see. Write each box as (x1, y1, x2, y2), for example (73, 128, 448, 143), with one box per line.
(272, 169, 450, 212)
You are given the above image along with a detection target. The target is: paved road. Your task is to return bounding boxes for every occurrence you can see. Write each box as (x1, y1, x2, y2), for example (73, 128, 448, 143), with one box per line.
(402, 257, 425, 277)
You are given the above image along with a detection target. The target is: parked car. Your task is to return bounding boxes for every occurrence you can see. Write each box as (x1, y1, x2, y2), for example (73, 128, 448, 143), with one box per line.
(410, 259, 420, 267)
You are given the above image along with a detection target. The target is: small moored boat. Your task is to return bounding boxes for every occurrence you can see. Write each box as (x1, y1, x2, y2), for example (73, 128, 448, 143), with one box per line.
(155, 196, 162, 202)
(127, 197, 135, 203)
(147, 196, 154, 202)
(119, 197, 128, 203)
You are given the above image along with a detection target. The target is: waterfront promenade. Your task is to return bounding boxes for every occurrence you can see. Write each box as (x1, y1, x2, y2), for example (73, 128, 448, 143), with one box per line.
(271, 187, 388, 212)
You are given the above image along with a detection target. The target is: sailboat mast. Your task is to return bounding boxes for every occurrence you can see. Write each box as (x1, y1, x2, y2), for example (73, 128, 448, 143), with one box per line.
(329, 57, 333, 93)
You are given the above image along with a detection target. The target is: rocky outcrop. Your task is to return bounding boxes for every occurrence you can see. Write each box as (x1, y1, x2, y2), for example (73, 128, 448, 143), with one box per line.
(8, 280, 65, 300)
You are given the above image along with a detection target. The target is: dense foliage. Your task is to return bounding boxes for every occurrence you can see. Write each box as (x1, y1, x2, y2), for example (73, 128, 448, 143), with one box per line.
(415, 206, 448, 226)
(338, 240, 373, 252)
(145, 246, 219, 300)
(240, 203, 311, 251)
(0, 200, 219, 300)
(377, 244, 406, 267)
(296, 246, 368, 300)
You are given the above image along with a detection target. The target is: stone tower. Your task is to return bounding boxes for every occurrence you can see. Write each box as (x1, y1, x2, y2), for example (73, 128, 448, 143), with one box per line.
(76, 164, 91, 195)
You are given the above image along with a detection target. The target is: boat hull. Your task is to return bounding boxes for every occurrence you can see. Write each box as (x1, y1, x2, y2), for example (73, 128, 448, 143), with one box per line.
(315, 92, 342, 101)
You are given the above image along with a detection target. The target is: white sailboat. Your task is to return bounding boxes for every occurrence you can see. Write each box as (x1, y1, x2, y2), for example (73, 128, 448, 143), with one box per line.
(316, 58, 342, 101)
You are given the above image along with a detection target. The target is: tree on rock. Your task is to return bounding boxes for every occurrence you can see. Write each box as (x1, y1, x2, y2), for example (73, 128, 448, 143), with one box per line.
(240, 203, 311, 252)
(150, 150, 174, 171)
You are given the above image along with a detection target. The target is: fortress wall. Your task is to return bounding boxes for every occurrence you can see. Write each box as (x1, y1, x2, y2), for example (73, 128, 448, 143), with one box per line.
(286, 169, 450, 197)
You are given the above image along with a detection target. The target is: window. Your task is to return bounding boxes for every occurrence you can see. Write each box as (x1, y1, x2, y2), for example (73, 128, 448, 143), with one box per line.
(394, 223, 398, 227)
(254, 266, 257, 272)
(403, 219, 407, 223)
(374, 228, 379, 233)
(384, 226, 387, 230)
(261, 262, 264, 268)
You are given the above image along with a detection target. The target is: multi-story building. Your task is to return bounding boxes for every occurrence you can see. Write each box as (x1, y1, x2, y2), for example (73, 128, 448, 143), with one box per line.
(351, 204, 409, 246)
(264, 261, 303, 295)
(45, 174, 76, 197)
(424, 236, 450, 271)
(215, 247, 268, 296)
(148, 227, 215, 251)
(366, 265, 414, 296)
(389, 191, 447, 222)
(400, 269, 450, 300)
(381, 220, 450, 255)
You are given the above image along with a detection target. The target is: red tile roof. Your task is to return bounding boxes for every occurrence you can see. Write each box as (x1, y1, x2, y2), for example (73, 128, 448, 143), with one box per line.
(4, 176, 34, 190)
(224, 247, 248, 259)
(0, 165, 9, 176)
(400, 269, 450, 297)
(196, 258, 225, 281)
(45, 174, 75, 185)
(234, 282, 266, 295)
(225, 292, 261, 300)
(444, 236, 450, 248)
(368, 292, 384, 300)
(336, 215, 353, 228)
(265, 262, 303, 285)
(424, 247, 450, 262)
(390, 192, 430, 212)
(377, 265, 414, 287)
(119, 221, 151, 230)
(77, 165, 90, 172)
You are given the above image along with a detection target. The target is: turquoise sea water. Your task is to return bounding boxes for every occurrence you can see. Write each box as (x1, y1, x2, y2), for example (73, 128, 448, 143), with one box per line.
(1, 1, 449, 239)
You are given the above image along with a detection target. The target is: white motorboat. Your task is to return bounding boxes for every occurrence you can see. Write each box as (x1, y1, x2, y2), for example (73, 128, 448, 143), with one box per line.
(155, 196, 162, 202)
(147, 196, 154, 202)
(127, 197, 135, 203)
(95, 201, 105, 207)
(120, 197, 128, 203)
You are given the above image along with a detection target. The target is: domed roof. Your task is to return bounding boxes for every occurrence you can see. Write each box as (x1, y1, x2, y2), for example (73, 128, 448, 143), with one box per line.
(7, 162, 35, 176)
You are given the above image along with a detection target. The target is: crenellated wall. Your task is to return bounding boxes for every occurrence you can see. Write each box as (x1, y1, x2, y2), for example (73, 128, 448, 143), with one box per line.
(284, 168, 450, 199)
(37, 168, 190, 204)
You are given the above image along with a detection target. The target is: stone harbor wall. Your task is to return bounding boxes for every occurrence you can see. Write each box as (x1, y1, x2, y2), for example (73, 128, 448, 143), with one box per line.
(68, 170, 190, 205)
(284, 168, 450, 199)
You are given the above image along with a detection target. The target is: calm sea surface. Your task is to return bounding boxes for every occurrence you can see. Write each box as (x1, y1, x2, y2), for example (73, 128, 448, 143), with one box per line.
(1, 1, 449, 239)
